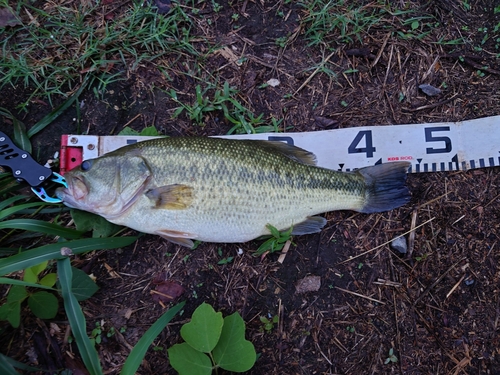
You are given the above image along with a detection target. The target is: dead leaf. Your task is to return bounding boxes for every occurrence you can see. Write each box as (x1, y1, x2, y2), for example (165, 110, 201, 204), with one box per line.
(217, 46, 239, 64)
(313, 116, 338, 128)
(0, 7, 21, 28)
(151, 276, 184, 304)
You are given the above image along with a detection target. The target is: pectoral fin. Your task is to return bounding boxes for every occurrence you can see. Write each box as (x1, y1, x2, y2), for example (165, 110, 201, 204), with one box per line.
(290, 216, 327, 235)
(155, 229, 195, 248)
(146, 184, 194, 210)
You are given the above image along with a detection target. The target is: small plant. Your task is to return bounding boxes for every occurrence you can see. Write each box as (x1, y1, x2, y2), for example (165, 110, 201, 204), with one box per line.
(217, 248, 234, 265)
(255, 224, 293, 256)
(415, 253, 428, 262)
(0, 260, 99, 327)
(168, 302, 256, 374)
(90, 321, 103, 346)
(212, 1, 222, 12)
(259, 314, 279, 333)
(118, 125, 160, 136)
(168, 82, 275, 134)
(275, 36, 288, 48)
(384, 348, 398, 364)
(0, 261, 58, 327)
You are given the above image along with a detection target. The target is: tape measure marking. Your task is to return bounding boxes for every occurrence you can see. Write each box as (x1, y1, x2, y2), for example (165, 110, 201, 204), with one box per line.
(60, 115, 500, 173)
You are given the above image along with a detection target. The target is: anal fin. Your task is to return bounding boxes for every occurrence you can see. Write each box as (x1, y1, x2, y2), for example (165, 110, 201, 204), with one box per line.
(290, 216, 327, 235)
(156, 229, 195, 248)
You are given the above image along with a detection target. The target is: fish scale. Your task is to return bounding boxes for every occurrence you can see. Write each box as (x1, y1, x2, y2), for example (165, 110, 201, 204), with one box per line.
(56, 137, 410, 247)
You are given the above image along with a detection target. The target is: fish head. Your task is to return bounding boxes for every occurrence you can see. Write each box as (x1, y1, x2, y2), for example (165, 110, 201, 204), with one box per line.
(56, 152, 152, 219)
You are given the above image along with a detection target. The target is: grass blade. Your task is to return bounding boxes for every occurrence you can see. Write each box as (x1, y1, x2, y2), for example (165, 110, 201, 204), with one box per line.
(12, 116, 32, 154)
(0, 237, 136, 276)
(0, 353, 41, 373)
(0, 277, 56, 291)
(27, 76, 92, 138)
(0, 354, 20, 375)
(120, 301, 186, 375)
(0, 202, 51, 221)
(0, 219, 84, 239)
(58, 257, 103, 375)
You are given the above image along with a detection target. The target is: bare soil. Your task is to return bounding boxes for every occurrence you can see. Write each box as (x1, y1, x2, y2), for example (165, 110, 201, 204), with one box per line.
(1, 1, 500, 374)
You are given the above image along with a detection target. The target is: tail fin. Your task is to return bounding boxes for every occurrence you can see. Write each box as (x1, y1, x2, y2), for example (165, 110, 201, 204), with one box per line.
(357, 162, 411, 213)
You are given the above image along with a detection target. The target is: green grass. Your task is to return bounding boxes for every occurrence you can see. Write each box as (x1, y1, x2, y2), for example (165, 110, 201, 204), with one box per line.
(297, 0, 463, 47)
(0, 0, 201, 109)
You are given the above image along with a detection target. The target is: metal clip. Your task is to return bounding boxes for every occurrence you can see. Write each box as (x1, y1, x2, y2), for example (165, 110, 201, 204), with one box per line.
(31, 172, 67, 203)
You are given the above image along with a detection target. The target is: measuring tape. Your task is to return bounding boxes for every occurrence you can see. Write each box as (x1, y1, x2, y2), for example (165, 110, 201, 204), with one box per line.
(60, 115, 500, 174)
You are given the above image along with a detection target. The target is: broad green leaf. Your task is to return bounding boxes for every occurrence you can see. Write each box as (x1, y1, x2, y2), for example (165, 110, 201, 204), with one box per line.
(70, 267, 98, 301)
(0, 236, 137, 276)
(120, 301, 185, 375)
(0, 219, 84, 239)
(7, 285, 27, 303)
(58, 257, 103, 375)
(139, 126, 159, 136)
(28, 291, 58, 319)
(212, 312, 256, 372)
(180, 303, 223, 353)
(167, 343, 213, 375)
(71, 210, 122, 238)
(0, 302, 21, 327)
(1, 301, 22, 327)
(0, 202, 50, 221)
(30, 261, 48, 277)
(118, 127, 140, 136)
(0, 277, 56, 291)
(39, 273, 57, 287)
(23, 267, 38, 284)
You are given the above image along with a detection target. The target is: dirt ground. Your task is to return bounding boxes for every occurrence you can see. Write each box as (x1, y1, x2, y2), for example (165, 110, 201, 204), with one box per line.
(1, 0, 500, 374)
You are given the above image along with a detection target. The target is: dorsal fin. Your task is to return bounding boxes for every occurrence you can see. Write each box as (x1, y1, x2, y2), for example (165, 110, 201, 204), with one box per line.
(255, 141, 317, 166)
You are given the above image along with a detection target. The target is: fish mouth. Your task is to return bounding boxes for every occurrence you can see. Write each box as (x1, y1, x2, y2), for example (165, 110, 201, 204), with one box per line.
(55, 176, 89, 210)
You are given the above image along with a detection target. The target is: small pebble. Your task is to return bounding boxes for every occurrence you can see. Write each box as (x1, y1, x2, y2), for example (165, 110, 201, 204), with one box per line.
(419, 83, 441, 96)
(391, 236, 407, 254)
(295, 275, 321, 294)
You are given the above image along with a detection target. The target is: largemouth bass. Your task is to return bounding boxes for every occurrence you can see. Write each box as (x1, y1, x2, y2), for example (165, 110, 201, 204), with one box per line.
(56, 137, 410, 247)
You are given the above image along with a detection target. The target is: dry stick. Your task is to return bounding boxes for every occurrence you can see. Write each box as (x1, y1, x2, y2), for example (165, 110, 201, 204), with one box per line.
(121, 113, 141, 128)
(315, 342, 333, 366)
(382, 44, 394, 88)
(446, 274, 465, 299)
(421, 55, 441, 82)
(408, 209, 418, 259)
(331, 336, 348, 353)
(294, 50, 336, 95)
(393, 291, 403, 373)
(412, 257, 466, 307)
(334, 286, 385, 305)
(338, 217, 436, 264)
(371, 31, 391, 69)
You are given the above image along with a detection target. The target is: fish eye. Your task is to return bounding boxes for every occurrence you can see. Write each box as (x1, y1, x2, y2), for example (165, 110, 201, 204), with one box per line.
(81, 160, 92, 171)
